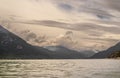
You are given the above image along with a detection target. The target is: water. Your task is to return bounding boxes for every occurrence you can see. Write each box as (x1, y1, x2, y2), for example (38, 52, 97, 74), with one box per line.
(0, 59, 120, 78)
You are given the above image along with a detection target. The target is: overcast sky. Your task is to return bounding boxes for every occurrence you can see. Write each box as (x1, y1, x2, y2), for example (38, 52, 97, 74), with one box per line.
(0, 0, 120, 51)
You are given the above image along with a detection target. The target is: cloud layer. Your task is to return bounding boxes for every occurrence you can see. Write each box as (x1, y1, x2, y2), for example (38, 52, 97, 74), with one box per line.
(0, 0, 120, 51)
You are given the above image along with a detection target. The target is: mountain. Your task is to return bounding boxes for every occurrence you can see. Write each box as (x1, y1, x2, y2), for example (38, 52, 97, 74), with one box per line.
(0, 25, 52, 59)
(108, 51, 120, 58)
(44, 46, 91, 59)
(91, 42, 120, 58)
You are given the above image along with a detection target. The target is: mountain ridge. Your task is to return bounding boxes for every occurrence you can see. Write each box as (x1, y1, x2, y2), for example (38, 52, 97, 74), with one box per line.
(91, 42, 120, 58)
(44, 46, 95, 58)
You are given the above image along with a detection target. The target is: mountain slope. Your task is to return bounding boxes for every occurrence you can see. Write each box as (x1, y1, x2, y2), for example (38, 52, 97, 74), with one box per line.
(91, 42, 120, 58)
(44, 46, 87, 59)
(0, 25, 51, 59)
(108, 51, 120, 58)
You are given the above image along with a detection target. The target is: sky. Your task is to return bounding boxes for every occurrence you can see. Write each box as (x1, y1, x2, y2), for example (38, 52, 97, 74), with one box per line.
(0, 0, 120, 51)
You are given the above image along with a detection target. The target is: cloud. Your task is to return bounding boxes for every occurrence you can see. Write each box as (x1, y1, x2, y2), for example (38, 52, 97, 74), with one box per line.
(34, 35, 47, 44)
(73, 23, 120, 34)
(19, 30, 77, 49)
(104, 0, 120, 11)
(53, 0, 115, 20)
(19, 30, 48, 44)
(20, 20, 120, 35)
(57, 3, 74, 12)
(52, 31, 78, 49)
(18, 29, 76, 49)
(82, 37, 119, 43)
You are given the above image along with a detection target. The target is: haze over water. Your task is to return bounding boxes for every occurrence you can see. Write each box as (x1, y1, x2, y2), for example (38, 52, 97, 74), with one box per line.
(0, 59, 120, 78)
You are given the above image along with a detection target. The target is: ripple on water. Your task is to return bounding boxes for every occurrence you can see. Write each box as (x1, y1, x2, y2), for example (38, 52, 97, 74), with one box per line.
(0, 60, 120, 78)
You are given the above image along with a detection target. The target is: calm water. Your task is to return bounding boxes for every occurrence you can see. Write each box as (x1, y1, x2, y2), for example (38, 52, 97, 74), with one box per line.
(0, 59, 120, 78)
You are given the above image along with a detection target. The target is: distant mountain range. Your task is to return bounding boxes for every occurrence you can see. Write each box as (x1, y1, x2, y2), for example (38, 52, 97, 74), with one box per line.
(44, 46, 95, 58)
(91, 42, 120, 58)
(44, 46, 86, 59)
(0, 25, 87, 59)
